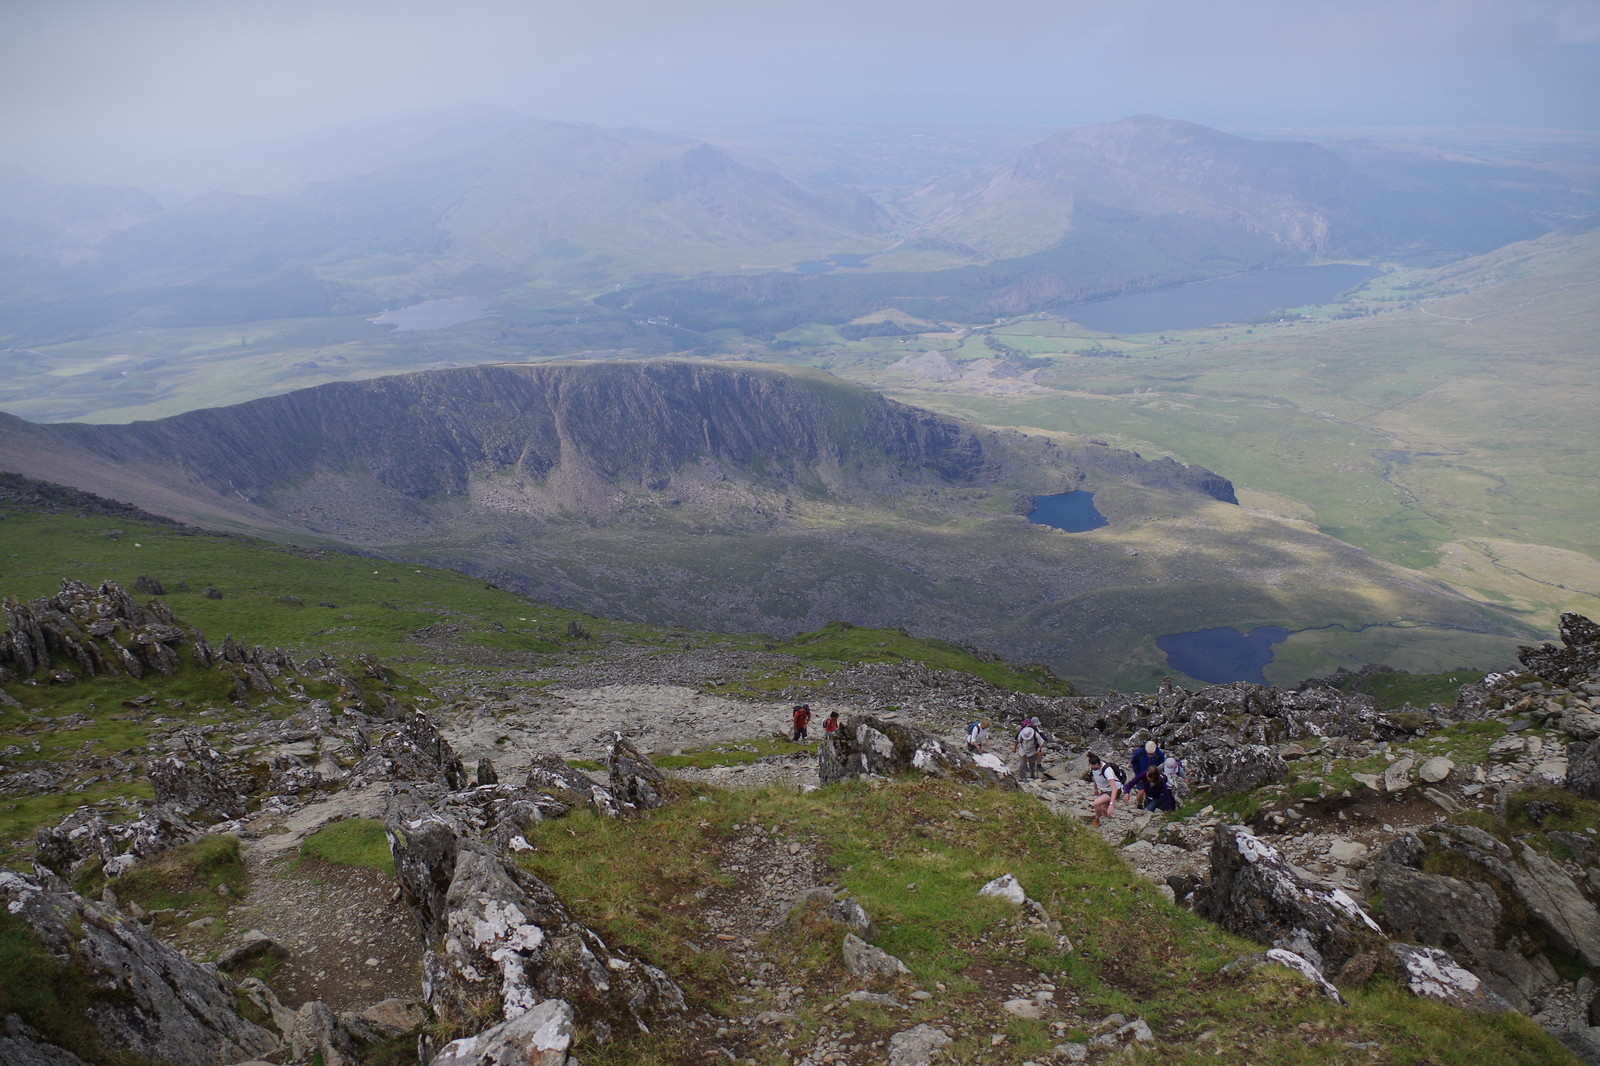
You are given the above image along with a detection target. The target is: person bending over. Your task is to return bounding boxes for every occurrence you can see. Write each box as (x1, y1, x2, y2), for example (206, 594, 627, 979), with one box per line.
(1086, 752, 1124, 827)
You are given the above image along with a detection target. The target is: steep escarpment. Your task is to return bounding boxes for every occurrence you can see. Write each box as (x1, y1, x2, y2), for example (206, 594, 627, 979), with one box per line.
(17, 360, 1231, 533)
(0, 360, 1519, 686)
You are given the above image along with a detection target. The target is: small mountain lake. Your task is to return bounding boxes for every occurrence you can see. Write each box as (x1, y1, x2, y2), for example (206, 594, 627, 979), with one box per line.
(1063, 264, 1381, 334)
(369, 298, 497, 331)
(1027, 491, 1108, 532)
(1156, 626, 1292, 685)
(794, 254, 875, 274)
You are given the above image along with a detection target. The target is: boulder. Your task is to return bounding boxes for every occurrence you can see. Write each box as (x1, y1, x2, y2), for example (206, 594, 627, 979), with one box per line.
(288, 1001, 360, 1066)
(523, 753, 625, 817)
(1194, 744, 1287, 795)
(1382, 757, 1415, 792)
(477, 758, 499, 786)
(826, 898, 875, 939)
(1390, 944, 1513, 1012)
(1518, 613, 1600, 687)
(1568, 740, 1600, 801)
(359, 998, 428, 1035)
(1370, 861, 1552, 1011)
(978, 874, 1027, 905)
(0, 1019, 95, 1066)
(817, 715, 1016, 789)
(388, 812, 460, 939)
(1509, 844, 1600, 970)
(215, 930, 289, 971)
(351, 715, 466, 790)
(605, 732, 666, 811)
(428, 998, 574, 1066)
(1195, 826, 1382, 975)
(886, 1024, 951, 1066)
(0, 869, 277, 1066)
(148, 733, 249, 821)
(842, 932, 911, 977)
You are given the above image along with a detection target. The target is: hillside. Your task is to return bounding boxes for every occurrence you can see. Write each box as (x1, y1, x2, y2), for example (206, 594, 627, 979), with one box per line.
(0, 502, 1594, 1065)
(0, 361, 1523, 690)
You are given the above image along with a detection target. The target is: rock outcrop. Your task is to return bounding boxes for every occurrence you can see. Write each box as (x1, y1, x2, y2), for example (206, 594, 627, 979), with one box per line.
(817, 715, 1017, 788)
(606, 732, 666, 810)
(386, 809, 684, 1051)
(1196, 826, 1382, 975)
(0, 868, 278, 1066)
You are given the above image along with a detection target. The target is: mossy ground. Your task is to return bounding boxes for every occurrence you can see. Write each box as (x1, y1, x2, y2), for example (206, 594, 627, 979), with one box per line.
(519, 775, 1574, 1065)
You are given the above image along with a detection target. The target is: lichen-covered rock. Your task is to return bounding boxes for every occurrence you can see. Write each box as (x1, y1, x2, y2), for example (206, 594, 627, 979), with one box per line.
(1194, 744, 1287, 795)
(388, 811, 683, 1046)
(606, 732, 666, 810)
(886, 1024, 951, 1066)
(817, 715, 1017, 789)
(350, 715, 466, 790)
(826, 898, 875, 939)
(1518, 613, 1600, 687)
(0, 869, 277, 1066)
(1196, 826, 1382, 975)
(1390, 944, 1513, 1012)
(288, 1000, 360, 1066)
(429, 998, 574, 1066)
(842, 932, 910, 977)
(523, 752, 624, 816)
(149, 731, 249, 821)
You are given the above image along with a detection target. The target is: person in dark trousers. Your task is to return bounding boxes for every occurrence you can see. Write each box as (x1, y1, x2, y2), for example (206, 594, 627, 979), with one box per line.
(1014, 717, 1044, 780)
(1136, 766, 1177, 812)
(823, 711, 840, 737)
(791, 705, 813, 742)
(1129, 739, 1165, 808)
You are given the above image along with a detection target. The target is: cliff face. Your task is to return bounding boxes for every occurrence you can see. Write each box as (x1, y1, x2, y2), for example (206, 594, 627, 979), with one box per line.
(39, 361, 1230, 532)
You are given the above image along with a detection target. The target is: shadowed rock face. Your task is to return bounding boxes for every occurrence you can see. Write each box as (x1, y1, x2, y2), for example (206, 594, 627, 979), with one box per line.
(32, 360, 1230, 523)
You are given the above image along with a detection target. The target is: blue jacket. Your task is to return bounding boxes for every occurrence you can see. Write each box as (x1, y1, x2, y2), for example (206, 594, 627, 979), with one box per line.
(1130, 746, 1165, 780)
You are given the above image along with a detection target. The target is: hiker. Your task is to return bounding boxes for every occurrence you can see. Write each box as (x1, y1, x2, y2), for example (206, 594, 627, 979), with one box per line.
(1138, 765, 1177, 812)
(791, 704, 812, 742)
(1014, 717, 1044, 781)
(823, 710, 840, 738)
(1161, 754, 1188, 800)
(1086, 752, 1124, 826)
(1129, 739, 1165, 808)
(966, 718, 991, 753)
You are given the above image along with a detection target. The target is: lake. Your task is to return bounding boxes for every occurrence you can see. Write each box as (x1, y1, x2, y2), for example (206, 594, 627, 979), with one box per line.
(368, 298, 497, 332)
(1063, 264, 1381, 334)
(794, 254, 875, 274)
(1156, 626, 1291, 685)
(1026, 491, 1108, 532)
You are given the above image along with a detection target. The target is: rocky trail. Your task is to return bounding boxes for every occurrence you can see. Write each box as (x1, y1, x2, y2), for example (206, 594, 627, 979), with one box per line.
(8, 579, 1600, 1065)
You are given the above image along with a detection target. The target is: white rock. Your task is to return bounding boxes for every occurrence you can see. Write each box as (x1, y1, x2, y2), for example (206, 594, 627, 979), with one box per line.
(1264, 948, 1345, 1004)
(978, 874, 1027, 905)
(1351, 773, 1384, 791)
(429, 999, 574, 1066)
(1418, 757, 1455, 783)
(1389, 944, 1511, 1013)
(1003, 998, 1044, 1018)
(1383, 758, 1415, 792)
(1052, 1044, 1088, 1063)
(887, 1024, 952, 1066)
(842, 933, 910, 977)
(1326, 839, 1367, 864)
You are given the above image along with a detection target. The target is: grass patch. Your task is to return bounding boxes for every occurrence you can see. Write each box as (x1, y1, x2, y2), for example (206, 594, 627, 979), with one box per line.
(773, 621, 1075, 696)
(521, 775, 1573, 1065)
(298, 817, 395, 876)
(1343, 670, 1486, 711)
(116, 834, 245, 923)
(654, 737, 799, 770)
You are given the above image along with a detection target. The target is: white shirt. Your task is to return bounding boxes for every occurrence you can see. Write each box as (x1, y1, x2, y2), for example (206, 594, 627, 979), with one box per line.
(1091, 766, 1122, 795)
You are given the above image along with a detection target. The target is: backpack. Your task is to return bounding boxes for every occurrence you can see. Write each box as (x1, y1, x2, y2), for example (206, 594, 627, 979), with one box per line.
(1103, 761, 1126, 785)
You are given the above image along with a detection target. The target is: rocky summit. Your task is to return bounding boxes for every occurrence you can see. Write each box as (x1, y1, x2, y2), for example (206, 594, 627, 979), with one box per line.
(2, 553, 1599, 1065)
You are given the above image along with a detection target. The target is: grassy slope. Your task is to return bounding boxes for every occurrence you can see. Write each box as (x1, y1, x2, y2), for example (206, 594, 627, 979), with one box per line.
(520, 775, 1572, 1066)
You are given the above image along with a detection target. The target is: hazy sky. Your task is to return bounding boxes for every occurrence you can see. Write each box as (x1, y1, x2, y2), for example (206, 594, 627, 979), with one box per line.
(3, 0, 1597, 170)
